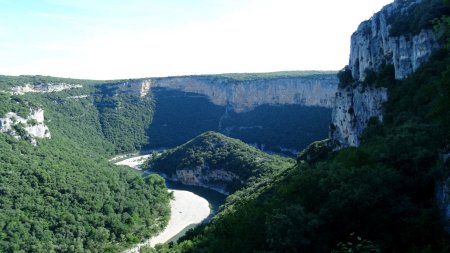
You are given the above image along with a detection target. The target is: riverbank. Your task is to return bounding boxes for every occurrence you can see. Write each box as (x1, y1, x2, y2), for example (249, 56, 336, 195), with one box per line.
(115, 154, 152, 170)
(115, 155, 211, 252)
(123, 190, 210, 252)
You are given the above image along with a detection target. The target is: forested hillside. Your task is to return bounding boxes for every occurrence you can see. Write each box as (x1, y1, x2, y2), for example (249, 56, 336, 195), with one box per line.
(144, 131, 294, 193)
(0, 77, 170, 252)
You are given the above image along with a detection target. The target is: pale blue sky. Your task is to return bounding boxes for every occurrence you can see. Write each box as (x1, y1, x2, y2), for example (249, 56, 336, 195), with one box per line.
(0, 0, 393, 79)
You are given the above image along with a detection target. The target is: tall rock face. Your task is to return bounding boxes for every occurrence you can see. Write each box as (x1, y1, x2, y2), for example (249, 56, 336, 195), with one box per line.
(331, 86, 387, 147)
(349, 0, 439, 81)
(332, 0, 440, 148)
(112, 74, 338, 112)
(150, 75, 337, 112)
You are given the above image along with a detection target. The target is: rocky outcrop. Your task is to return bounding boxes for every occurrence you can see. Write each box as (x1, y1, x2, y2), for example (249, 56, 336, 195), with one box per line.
(332, 0, 440, 148)
(110, 79, 152, 97)
(169, 167, 242, 195)
(349, 0, 439, 81)
(111, 74, 337, 112)
(11, 83, 82, 95)
(0, 108, 51, 145)
(331, 85, 387, 147)
(140, 80, 151, 97)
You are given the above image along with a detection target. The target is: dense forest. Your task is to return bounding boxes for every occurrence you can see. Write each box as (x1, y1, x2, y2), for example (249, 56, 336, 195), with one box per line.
(0, 77, 171, 252)
(145, 5, 450, 253)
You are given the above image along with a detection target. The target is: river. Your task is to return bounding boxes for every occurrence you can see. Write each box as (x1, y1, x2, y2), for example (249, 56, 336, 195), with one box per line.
(114, 153, 226, 252)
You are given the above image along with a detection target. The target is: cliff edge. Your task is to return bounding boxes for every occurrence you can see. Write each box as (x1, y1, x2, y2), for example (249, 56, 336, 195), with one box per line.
(331, 0, 442, 147)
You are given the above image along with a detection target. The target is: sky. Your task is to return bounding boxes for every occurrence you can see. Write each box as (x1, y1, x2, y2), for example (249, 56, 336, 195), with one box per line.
(0, 0, 394, 80)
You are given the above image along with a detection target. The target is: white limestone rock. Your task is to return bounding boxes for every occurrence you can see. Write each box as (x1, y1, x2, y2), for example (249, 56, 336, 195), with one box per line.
(332, 0, 440, 148)
(349, 0, 439, 81)
(0, 108, 51, 145)
(11, 83, 82, 95)
(331, 85, 387, 147)
(110, 75, 337, 112)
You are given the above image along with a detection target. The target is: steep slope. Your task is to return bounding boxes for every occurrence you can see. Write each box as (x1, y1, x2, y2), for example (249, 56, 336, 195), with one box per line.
(143, 131, 295, 194)
(150, 1, 450, 252)
(0, 77, 170, 252)
(331, 0, 448, 147)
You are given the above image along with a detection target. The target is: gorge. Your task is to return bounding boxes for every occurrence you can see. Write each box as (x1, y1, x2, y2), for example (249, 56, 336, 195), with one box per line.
(93, 71, 338, 155)
(0, 0, 449, 252)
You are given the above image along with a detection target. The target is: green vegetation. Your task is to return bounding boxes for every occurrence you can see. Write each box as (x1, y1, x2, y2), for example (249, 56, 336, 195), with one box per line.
(146, 88, 331, 155)
(212, 71, 337, 81)
(297, 139, 337, 163)
(0, 78, 170, 252)
(149, 25, 450, 253)
(144, 131, 294, 193)
(94, 88, 154, 153)
(0, 75, 109, 91)
(222, 105, 331, 155)
(0, 93, 34, 118)
(362, 64, 396, 87)
(388, 0, 450, 37)
(337, 66, 354, 88)
(145, 89, 224, 149)
(435, 0, 450, 48)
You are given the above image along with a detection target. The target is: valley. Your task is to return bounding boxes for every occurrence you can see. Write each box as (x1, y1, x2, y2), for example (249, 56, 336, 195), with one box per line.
(108, 72, 338, 155)
(0, 0, 449, 252)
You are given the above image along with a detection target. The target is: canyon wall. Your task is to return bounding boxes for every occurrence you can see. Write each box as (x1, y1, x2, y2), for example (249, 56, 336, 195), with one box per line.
(332, 0, 439, 148)
(112, 74, 338, 112)
(151, 75, 337, 112)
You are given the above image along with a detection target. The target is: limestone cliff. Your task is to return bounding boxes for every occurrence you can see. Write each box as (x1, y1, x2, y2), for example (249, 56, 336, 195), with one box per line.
(151, 75, 337, 112)
(331, 86, 388, 147)
(332, 0, 440, 148)
(349, 0, 439, 81)
(0, 108, 51, 145)
(112, 79, 152, 97)
(112, 74, 337, 112)
(11, 83, 82, 95)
